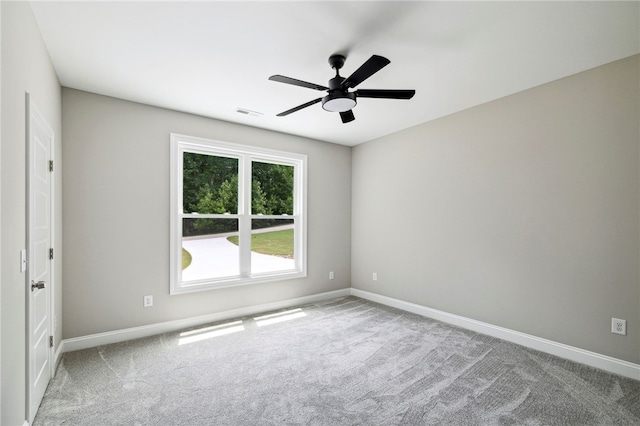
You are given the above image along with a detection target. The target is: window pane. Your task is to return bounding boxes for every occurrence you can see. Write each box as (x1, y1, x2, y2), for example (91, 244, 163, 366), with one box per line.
(181, 218, 239, 281)
(251, 162, 294, 215)
(183, 152, 238, 214)
(249, 219, 295, 274)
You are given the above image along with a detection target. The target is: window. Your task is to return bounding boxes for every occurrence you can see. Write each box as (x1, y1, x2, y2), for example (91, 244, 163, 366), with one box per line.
(170, 134, 307, 294)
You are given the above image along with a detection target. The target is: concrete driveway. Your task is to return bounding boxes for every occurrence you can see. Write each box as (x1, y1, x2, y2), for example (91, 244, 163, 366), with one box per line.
(181, 236, 295, 281)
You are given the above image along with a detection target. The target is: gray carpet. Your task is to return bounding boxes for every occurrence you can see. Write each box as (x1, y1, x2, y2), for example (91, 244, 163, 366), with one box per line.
(35, 296, 640, 425)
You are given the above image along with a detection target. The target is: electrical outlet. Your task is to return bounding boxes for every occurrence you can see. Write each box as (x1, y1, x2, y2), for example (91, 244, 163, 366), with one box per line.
(329, 271, 334, 280)
(143, 295, 153, 308)
(611, 318, 626, 335)
(372, 272, 378, 281)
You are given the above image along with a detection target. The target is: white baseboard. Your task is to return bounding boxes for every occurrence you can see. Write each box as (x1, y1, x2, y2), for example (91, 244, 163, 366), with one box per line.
(61, 288, 350, 353)
(350, 288, 640, 381)
(58, 286, 639, 381)
(53, 340, 64, 370)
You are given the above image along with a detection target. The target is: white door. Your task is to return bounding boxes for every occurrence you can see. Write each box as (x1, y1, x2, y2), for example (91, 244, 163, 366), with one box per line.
(27, 94, 54, 423)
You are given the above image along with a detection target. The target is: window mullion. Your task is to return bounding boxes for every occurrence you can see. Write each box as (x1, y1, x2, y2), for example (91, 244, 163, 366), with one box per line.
(239, 155, 252, 276)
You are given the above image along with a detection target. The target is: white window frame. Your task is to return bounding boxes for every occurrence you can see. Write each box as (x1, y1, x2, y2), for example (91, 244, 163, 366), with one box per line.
(170, 133, 307, 294)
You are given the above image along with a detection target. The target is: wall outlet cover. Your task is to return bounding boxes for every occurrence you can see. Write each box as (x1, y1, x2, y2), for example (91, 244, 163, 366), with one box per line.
(143, 295, 153, 308)
(611, 318, 626, 335)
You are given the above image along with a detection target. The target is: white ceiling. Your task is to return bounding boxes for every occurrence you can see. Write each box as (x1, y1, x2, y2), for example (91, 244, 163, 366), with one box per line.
(30, 1, 639, 146)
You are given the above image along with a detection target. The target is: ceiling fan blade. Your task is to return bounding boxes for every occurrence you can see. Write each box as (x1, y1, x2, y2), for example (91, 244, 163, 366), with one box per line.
(341, 55, 390, 89)
(340, 110, 355, 123)
(269, 75, 328, 91)
(356, 89, 416, 99)
(276, 98, 323, 116)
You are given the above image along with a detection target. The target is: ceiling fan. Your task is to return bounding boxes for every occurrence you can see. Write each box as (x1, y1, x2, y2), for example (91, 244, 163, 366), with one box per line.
(269, 54, 416, 123)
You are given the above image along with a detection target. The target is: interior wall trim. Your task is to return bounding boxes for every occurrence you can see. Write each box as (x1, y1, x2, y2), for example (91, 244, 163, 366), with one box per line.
(350, 288, 640, 381)
(59, 288, 351, 354)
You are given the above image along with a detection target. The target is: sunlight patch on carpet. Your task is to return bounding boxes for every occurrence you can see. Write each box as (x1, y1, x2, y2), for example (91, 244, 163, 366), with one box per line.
(255, 308, 307, 327)
(178, 320, 245, 345)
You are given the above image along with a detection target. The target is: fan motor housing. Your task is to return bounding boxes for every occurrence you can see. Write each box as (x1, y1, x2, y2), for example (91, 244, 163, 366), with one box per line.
(328, 76, 345, 91)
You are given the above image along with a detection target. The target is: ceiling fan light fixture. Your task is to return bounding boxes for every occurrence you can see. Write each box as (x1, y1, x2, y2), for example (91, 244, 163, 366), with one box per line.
(270, 54, 414, 123)
(322, 92, 356, 112)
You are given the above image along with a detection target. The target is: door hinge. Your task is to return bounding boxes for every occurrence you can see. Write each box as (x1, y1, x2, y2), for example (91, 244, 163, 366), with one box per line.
(49, 336, 53, 348)
(49, 248, 54, 260)
(49, 160, 54, 172)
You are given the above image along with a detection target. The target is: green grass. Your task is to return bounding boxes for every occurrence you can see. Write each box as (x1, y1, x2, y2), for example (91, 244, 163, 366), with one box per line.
(228, 229, 293, 258)
(182, 247, 192, 270)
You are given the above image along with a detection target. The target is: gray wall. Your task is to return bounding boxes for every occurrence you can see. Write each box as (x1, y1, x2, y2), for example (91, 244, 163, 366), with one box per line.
(352, 55, 640, 364)
(1, 2, 62, 425)
(62, 89, 351, 339)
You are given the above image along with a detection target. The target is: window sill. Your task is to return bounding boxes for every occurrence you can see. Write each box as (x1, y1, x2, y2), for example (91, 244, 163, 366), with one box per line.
(170, 270, 307, 295)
